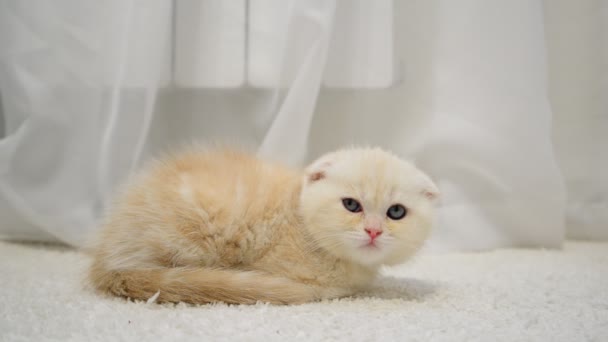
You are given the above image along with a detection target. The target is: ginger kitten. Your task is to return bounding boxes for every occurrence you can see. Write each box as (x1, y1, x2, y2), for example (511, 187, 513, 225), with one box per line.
(88, 147, 439, 304)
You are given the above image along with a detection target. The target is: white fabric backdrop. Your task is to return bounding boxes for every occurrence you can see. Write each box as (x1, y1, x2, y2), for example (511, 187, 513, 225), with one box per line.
(0, 0, 606, 250)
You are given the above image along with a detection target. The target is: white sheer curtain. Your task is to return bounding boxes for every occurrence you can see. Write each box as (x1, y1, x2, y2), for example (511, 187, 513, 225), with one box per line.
(0, 0, 606, 250)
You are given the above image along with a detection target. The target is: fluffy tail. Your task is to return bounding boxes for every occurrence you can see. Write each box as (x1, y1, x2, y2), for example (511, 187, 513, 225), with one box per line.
(89, 265, 317, 304)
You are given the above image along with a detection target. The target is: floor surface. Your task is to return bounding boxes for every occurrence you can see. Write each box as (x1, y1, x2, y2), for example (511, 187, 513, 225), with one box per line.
(1, 240, 607, 341)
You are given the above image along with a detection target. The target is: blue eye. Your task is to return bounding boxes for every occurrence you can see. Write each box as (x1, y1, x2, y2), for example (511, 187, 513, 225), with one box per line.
(387, 204, 407, 220)
(342, 198, 362, 213)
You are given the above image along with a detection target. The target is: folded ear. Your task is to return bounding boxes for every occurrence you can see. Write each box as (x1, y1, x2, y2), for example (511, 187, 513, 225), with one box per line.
(306, 161, 331, 183)
(305, 155, 335, 183)
(309, 169, 326, 182)
(419, 173, 440, 201)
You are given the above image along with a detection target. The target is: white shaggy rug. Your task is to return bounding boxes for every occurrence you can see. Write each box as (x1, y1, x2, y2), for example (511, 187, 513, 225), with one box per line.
(1, 240, 607, 342)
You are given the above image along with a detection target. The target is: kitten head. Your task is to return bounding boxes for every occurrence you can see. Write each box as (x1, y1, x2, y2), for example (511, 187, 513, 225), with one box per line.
(299, 147, 438, 267)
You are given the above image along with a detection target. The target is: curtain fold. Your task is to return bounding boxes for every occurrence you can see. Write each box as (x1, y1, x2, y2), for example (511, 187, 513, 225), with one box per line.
(417, 0, 566, 250)
(545, 0, 608, 240)
(0, 0, 605, 249)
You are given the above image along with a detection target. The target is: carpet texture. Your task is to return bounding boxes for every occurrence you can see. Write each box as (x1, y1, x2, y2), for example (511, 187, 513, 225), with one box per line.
(1, 240, 607, 341)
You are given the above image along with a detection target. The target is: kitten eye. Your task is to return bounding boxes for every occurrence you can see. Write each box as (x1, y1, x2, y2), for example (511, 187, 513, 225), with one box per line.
(342, 198, 362, 213)
(387, 204, 407, 220)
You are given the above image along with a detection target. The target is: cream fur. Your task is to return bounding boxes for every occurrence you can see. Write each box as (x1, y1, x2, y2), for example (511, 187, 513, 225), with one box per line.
(88, 147, 438, 304)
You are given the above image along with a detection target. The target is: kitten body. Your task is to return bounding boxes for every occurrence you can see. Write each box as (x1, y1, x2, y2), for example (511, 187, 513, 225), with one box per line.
(89, 147, 438, 304)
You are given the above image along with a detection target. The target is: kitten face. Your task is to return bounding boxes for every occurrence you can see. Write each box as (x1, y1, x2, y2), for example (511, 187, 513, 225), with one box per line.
(299, 148, 438, 267)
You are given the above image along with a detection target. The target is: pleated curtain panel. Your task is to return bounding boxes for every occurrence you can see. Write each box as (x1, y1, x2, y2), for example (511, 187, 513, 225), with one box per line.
(0, 0, 606, 251)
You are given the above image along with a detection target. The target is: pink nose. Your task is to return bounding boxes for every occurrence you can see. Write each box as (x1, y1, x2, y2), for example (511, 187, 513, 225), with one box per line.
(365, 228, 383, 239)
